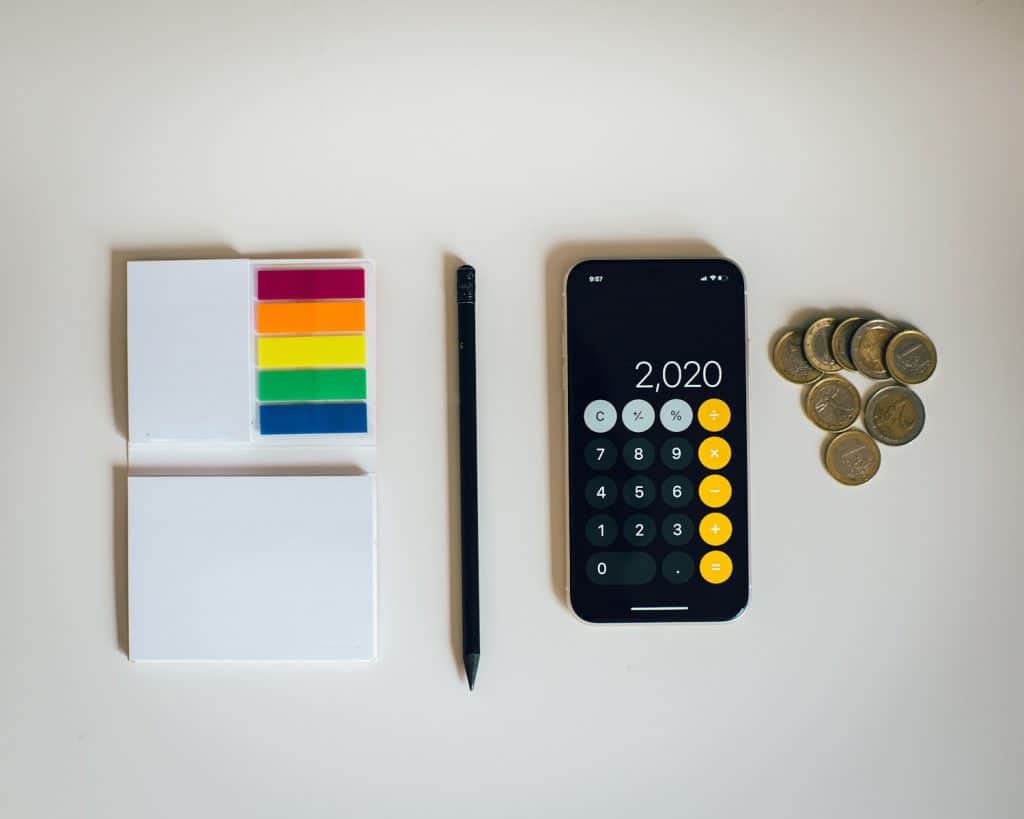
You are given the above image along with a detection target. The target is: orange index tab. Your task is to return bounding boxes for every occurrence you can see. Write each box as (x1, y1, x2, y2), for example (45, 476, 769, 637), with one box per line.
(257, 301, 365, 334)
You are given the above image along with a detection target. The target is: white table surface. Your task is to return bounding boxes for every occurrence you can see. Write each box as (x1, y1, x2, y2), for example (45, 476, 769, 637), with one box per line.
(2, 2, 1022, 817)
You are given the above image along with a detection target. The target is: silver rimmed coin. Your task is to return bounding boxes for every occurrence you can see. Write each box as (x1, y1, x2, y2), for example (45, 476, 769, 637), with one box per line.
(850, 318, 900, 379)
(864, 385, 925, 446)
(805, 375, 861, 432)
(825, 429, 881, 486)
(772, 330, 822, 384)
(803, 317, 843, 373)
(885, 329, 937, 385)
(830, 317, 864, 371)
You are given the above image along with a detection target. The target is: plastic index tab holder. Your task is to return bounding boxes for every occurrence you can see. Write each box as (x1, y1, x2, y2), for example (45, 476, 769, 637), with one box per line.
(126, 257, 378, 662)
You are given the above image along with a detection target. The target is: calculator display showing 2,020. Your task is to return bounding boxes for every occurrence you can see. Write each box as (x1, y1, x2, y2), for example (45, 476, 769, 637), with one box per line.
(563, 259, 748, 623)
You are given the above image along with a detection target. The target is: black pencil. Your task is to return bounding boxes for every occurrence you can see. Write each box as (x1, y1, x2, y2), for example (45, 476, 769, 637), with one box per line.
(456, 264, 480, 691)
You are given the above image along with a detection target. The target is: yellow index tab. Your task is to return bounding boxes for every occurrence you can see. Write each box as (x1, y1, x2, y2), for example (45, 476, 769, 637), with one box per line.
(258, 335, 366, 369)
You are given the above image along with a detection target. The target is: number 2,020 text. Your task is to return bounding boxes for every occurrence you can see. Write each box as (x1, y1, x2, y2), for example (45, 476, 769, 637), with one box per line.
(634, 360, 722, 390)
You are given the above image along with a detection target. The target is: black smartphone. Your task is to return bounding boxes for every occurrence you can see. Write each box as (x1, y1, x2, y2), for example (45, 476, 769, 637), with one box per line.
(563, 259, 749, 623)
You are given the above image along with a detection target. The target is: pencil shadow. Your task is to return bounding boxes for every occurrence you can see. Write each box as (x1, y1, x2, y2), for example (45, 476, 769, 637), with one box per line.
(110, 244, 363, 657)
(543, 239, 720, 604)
(443, 251, 465, 679)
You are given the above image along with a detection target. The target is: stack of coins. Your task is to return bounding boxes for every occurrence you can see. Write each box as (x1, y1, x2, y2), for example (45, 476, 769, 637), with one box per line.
(772, 316, 937, 485)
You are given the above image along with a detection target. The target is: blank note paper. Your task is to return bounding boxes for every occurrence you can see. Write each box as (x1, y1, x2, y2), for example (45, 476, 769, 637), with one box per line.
(128, 475, 377, 661)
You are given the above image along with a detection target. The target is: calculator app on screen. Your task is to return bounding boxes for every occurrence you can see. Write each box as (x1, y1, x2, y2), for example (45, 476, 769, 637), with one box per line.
(564, 259, 748, 623)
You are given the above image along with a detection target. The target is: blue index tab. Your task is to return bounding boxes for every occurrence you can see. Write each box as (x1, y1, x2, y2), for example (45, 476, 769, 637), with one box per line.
(259, 402, 368, 435)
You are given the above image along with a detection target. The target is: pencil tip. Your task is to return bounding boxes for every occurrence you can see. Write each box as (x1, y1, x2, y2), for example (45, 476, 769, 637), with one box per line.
(464, 652, 480, 691)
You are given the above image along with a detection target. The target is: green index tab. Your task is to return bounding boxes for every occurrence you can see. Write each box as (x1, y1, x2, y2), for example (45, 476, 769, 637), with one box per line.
(258, 368, 367, 402)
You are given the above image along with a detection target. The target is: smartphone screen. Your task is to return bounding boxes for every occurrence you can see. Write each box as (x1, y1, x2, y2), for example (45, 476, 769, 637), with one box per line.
(564, 259, 748, 623)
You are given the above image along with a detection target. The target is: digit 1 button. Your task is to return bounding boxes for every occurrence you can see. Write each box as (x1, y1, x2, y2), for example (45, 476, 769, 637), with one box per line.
(697, 398, 731, 432)
(587, 552, 657, 585)
(662, 514, 695, 546)
(585, 515, 618, 547)
(585, 477, 617, 509)
(623, 438, 655, 470)
(659, 398, 693, 432)
(699, 512, 732, 546)
(584, 438, 617, 471)
(662, 551, 695, 584)
(697, 436, 731, 470)
(623, 514, 656, 547)
(583, 399, 617, 433)
(698, 474, 732, 508)
(623, 476, 655, 509)
(660, 437, 693, 469)
(661, 475, 693, 508)
(622, 399, 655, 433)
(699, 550, 733, 584)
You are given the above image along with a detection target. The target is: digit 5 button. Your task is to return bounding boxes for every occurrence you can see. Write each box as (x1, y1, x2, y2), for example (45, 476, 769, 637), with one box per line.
(697, 398, 731, 432)
(698, 436, 731, 470)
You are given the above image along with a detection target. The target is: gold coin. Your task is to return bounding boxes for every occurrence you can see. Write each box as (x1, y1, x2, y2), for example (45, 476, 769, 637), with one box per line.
(802, 317, 843, 373)
(850, 319, 900, 379)
(885, 329, 937, 385)
(864, 385, 925, 446)
(830, 317, 864, 371)
(825, 429, 881, 486)
(805, 375, 861, 432)
(772, 330, 822, 384)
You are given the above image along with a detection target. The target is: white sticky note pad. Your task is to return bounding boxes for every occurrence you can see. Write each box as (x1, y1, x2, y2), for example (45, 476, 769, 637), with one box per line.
(128, 475, 376, 661)
(127, 259, 252, 442)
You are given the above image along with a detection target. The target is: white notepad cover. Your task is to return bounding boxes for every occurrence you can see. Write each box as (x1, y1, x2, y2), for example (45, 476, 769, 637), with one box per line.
(128, 475, 377, 661)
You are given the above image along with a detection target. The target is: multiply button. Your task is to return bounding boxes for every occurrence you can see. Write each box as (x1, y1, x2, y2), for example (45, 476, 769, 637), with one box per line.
(659, 399, 692, 432)
(584, 400, 616, 433)
(698, 436, 731, 470)
(698, 474, 732, 508)
(698, 398, 731, 432)
(699, 550, 733, 584)
(699, 512, 732, 546)
(622, 399, 655, 433)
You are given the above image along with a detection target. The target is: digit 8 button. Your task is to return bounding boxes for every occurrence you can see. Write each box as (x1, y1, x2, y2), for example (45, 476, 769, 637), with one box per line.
(623, 438, 655, 470)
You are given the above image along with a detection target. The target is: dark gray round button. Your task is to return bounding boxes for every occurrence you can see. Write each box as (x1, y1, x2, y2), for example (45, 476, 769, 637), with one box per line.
(662, 551, 695, 584)
(585, 476, 616, 509)
(661, 475, 694, 508)
(623, 437, 655, 471)
(585, 515, 617, 546)
(623, 476, 655, 509)
(662, 513, 694, 546)
(660, 437, 693, 469)
(586, 552, 657, 585)
(623, 513, 656, 547)
(584, 438, 617, 471)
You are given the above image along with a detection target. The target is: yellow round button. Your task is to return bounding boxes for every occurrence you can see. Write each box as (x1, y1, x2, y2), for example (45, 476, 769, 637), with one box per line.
(699, 512, 732, 546)
(698, 474, 732, 508)
(697, 436, 731, 470)
(698, 398, 731, 432)
(699, 550, 733, 584)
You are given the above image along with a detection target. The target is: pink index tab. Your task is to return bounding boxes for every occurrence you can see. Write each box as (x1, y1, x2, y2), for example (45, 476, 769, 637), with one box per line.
(257, 267, 365, 301)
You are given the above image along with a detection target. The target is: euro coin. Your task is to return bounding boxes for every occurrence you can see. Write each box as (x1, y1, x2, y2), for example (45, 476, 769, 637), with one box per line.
(805, 375, 861, 432)
(850, 318, 900, 379)
(803, 317, 843, 373)
(830, 317, 864, 371)
(772, 330, 822, 384)
(885, 329, 937, 385)
(825, 429, 881, 486)
(864, 385, 925, 446)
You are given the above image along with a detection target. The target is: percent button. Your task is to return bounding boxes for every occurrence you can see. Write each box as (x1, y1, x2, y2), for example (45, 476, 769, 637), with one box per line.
(659, 399, 693, 432)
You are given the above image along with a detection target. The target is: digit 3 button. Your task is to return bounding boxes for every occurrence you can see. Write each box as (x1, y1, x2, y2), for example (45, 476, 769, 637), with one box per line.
(697, 398, 730, 432)
(699, 550, 733, 584)
(662, 513, 694, 546)
(699, 512, 732, 546)
(697, 436, 731, 470)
